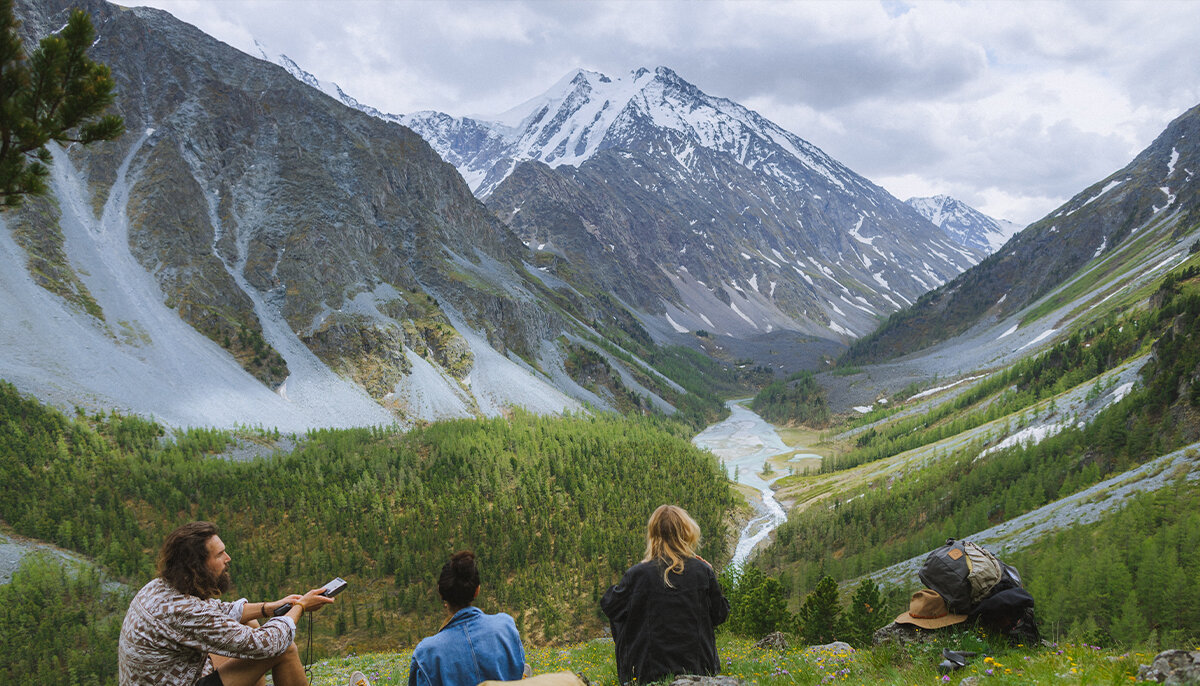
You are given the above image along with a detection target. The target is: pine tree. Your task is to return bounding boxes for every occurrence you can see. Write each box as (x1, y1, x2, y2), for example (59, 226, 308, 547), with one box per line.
(742, 575, 791, 638)
(841, 578, 884, 647)
(1108, 591, 1148, 645)
(798, 575, 842, 644)
(0, 0, 124, 207)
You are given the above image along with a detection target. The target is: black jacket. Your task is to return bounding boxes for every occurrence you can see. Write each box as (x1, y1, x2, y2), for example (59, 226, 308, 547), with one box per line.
(601, 558, 730, 684)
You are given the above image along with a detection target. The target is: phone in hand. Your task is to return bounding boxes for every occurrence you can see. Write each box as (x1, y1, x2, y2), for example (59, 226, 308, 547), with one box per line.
(272, 577, 347, 616)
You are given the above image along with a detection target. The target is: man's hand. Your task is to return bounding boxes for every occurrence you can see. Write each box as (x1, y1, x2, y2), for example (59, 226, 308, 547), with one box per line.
(295, 587, 336, 613)
(265, 595, 304, 617)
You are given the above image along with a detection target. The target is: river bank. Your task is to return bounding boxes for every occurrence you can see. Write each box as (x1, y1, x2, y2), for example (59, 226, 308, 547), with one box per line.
(693, 399, 831, 566)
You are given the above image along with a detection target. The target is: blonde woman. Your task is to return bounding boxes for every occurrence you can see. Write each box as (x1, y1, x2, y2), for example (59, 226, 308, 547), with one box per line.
(601, 505, 729, 685)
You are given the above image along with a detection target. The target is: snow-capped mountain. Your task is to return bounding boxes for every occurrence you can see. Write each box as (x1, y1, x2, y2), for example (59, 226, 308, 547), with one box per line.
(261, 61, 983, 341)
(469, 67, 984, 340)
(906, 195, 1022, 254)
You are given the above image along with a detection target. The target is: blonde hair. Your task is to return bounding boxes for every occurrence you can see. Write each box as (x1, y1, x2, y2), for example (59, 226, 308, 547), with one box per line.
(642, 505, 702, 586)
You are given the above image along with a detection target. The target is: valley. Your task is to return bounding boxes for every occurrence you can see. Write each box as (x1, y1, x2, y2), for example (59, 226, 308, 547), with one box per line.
(2, 0, 1200, 683)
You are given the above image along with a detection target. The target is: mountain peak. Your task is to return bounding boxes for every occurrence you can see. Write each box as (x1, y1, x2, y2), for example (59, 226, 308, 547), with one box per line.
(400, 64, 871, 201)
(906, 195, 1021, 254)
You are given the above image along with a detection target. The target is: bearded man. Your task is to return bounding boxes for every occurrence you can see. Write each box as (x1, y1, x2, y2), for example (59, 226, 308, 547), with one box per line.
(118, 521, 341, 686)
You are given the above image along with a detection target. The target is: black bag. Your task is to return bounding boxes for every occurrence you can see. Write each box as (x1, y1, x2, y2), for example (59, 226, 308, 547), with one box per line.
(918, 539, 1004, 614)
(968, 587, 1041, 645)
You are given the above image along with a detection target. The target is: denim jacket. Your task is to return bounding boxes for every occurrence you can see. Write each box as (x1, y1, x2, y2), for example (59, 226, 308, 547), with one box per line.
(408, 606, 525, 686)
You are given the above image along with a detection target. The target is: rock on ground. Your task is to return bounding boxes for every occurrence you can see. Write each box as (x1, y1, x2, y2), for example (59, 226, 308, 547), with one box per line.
(1138, 650, 1200, 684)
(669, 677, 748, 686)
(873, 622, 942, 646)
(806, 641, 855, 654)
(754, 632, 788, 650)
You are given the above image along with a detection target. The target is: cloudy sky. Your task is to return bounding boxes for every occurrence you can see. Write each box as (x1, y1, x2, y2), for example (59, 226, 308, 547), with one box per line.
(130, 0, 1200, 226)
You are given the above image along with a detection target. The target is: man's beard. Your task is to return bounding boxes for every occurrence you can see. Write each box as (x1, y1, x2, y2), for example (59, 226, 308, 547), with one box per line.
(213, 569, 232, 595)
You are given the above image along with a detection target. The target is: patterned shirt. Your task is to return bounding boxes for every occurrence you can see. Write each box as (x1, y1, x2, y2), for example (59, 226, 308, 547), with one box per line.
(118, 577, 296, 686)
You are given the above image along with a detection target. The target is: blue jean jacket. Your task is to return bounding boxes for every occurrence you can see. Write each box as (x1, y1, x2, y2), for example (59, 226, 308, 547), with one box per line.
(408, 606, 525, 686)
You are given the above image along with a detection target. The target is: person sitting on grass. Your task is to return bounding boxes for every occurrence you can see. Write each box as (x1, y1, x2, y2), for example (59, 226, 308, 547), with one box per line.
(117, 520, 370, 686)
(408, 550, 527, 686)
(601, 504, 730, 685)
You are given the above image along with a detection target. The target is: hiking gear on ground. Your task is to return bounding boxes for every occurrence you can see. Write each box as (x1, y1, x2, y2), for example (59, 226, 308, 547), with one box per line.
(938, 649, 977, 673)
(348, 671, 371, 686)
(918, 539, 1004, 614)
(968, 587, 1041, 645)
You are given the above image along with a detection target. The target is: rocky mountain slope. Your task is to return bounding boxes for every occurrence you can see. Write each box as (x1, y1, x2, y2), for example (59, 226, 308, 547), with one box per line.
(1, 0, 694, 430)
(844, 101, 1200, 366)
(906, 194, 1021, 254)
(422, 68, 983, 342)
(260, 55, 983, 344)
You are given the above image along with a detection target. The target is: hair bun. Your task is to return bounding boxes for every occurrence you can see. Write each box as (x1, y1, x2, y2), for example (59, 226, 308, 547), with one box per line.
(439, 550, 480, 608)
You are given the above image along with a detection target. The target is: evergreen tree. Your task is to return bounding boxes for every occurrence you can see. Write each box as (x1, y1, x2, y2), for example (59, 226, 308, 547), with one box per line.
(798, 575, 841, 644)
(0, 0, 124, 207)
(841, 578, 884, 647)
(742, 575, 791, 638)
(1108, 591, 1148, 646)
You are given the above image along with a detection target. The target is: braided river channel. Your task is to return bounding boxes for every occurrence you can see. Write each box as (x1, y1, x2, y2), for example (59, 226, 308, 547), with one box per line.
(693, 400, 822, 566)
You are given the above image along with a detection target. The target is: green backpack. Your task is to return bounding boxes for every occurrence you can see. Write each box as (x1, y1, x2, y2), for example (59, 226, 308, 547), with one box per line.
(918, 539, 1004, 614)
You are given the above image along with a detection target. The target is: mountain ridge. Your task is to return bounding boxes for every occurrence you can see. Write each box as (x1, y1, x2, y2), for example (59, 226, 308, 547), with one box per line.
(409, 66, 983, 342)
(253, 50, 984, 344)
(844, 101, 1200, 366)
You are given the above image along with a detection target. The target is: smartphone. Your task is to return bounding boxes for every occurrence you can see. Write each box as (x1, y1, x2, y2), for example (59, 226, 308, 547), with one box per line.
(320, 577, 347, 597)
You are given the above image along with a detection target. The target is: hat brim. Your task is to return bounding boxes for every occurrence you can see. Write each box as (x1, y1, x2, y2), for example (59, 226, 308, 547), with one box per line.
(894, 610, 968, 629)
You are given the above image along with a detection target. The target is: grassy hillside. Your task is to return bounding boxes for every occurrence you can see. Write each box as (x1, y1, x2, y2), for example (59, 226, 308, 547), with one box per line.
(756, 262, 1200, 644)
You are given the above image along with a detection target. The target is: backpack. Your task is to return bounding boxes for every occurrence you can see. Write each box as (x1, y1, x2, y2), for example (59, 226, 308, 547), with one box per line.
(918, 539, 1004, 614)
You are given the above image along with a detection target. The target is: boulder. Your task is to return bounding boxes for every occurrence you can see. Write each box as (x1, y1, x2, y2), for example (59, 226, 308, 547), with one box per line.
(668, 677, 748, 686)
(754, 632, 788, 650)
(873, 621, 941, 646)
(806, 641, 855, 655)
(1138, 650, 1200, 684)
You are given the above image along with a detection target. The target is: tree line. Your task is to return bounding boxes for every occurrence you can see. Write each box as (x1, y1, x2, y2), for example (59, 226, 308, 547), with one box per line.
(0, 391, 737, 671)
(827, 309, 1148, 473)
(750, 371, 831, 427)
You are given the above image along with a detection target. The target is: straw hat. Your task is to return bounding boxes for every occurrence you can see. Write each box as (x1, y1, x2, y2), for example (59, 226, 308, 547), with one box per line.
(894, 589, 968, 629)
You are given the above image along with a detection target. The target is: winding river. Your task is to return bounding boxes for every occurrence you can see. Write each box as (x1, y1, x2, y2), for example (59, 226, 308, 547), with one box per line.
(693, 400, 815, 566)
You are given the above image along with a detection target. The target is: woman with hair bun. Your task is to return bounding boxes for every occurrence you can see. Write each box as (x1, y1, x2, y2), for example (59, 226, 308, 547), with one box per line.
(601, 505, 730, 685)
(408, 551, 526, 686)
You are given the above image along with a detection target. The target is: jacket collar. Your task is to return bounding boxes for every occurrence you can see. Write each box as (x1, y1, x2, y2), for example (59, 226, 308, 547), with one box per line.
(439, 605, 483, 632)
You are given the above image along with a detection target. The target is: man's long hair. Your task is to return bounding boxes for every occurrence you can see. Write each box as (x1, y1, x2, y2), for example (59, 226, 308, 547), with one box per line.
(642, 504, 701, 587)
(158, 521, 228, 599)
